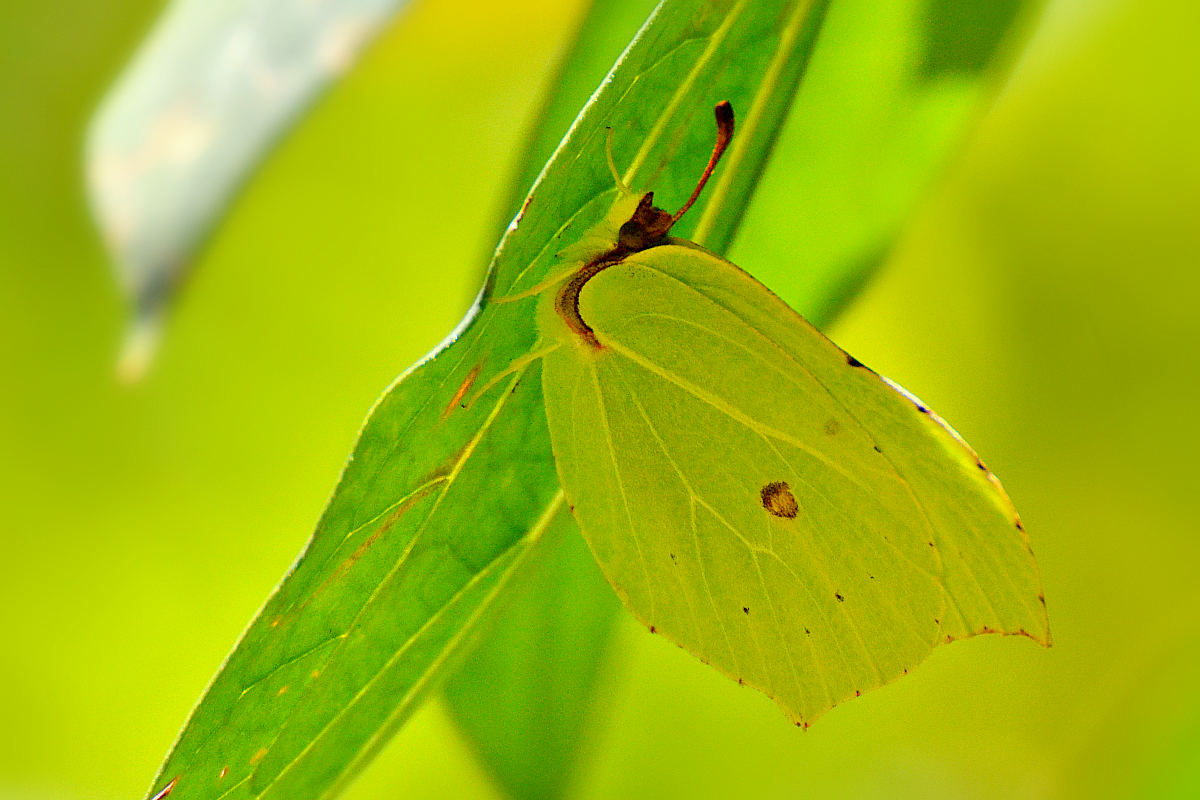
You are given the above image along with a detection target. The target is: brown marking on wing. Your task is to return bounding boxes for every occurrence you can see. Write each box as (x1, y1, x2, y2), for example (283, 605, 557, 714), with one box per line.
(761, 481, 799, 519)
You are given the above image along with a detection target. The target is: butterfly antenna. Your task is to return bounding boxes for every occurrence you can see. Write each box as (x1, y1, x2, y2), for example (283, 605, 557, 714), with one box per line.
(605, 126, 631, 193)
(672, 100, 735, 224)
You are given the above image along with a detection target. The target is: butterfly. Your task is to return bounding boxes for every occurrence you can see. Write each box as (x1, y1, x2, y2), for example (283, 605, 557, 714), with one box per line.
(490, 101, 1048, 726)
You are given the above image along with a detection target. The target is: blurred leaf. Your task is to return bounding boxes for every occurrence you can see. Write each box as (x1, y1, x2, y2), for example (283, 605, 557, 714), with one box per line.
(86, 0, 414, 380)
(143, 2, 834, 799)
(734, 0, 1044, 320)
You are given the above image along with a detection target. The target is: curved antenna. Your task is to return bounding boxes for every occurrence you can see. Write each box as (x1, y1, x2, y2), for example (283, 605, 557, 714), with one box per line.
(605, 126, 632, 194)
(672, 101, 735, 224)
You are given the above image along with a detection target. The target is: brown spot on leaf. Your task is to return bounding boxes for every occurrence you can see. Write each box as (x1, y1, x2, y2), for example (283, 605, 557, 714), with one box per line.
(442, 363, 482, 419)
(835, 593, 845, 602)
(824, 418, 841, 436)
(760, 481, 799, 518)
(846, 353, 869, 368)
(873, 444, 883, 453)
(742, 606, 750, 615)
(250, 748, 269, 766)
(648, 625, 656, 634)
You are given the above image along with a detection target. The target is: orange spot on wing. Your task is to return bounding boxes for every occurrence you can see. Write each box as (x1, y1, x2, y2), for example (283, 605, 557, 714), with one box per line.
(442, 364, 482, 419)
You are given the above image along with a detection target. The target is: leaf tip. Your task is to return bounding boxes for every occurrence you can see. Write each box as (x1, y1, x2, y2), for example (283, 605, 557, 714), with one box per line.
(116, 311, 163, 383)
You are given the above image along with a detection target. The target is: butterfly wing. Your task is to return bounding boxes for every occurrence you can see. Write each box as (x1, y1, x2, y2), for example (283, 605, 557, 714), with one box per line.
(539, 244, 1047, 725)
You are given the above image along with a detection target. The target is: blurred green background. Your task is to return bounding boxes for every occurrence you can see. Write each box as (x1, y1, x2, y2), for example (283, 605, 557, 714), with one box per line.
(2, 0, 1198, 798)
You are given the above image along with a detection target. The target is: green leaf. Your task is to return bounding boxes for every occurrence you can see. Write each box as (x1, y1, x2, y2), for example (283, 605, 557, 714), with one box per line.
(534, 220, 1049, 726)
(87, 0, 414, 379)
(143, 2, 834, 799)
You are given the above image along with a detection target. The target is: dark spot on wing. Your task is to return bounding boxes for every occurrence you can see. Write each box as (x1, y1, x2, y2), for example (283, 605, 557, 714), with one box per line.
(761, 481, 799, 518)
(824, 418, 840, 436)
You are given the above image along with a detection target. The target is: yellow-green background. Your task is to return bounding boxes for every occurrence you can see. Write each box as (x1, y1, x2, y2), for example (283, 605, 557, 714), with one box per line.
(2, 0, 1197, 797)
